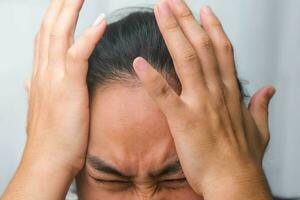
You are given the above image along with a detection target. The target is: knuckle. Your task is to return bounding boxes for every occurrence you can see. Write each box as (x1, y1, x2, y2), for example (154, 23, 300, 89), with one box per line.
(41, 18, 54, 32)
(49, 32, 60, 40)
(219, 39, 233, 54)
(197, 36, 213, 50)
(178, 9, 194, 20)
(67, 48, 79, 61)
(211, 20, 222, 29)
(163, 19, 180, 32)
(49, 30, 68, 41)
(182, 48, 198, 63)
(152, 76, 173, 99)
(49, 25, 73, 41)
(157, 84, 172, 99)
(50, 21, 71, 39)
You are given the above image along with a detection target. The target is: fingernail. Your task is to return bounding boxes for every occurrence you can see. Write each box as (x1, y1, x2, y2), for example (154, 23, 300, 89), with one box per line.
(158, 0, 171, 17)
(268, 88, 276, 98)
(92, 13, 105, 27)
(202, 5, 213, 15)
(134, 57, 149, 71)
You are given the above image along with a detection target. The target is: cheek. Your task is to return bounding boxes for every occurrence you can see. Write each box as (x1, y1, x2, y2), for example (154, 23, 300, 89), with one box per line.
(76, 170, 116, 200)
(76, 172, 203, 200)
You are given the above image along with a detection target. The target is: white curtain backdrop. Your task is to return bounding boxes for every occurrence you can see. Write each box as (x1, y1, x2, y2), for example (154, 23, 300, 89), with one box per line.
(0, 0, 299, 198)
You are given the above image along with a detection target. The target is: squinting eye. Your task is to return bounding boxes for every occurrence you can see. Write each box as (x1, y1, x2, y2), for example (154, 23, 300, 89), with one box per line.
(95, 179, 131, 185)
(93, 179, 133, 192)
(160, 177, 187, 188)
(87, 172, 132, 192)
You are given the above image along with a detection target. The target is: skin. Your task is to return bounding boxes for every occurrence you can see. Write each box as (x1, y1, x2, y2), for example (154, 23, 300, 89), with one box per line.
(76, 84, 202, 199)
(1, 0, 275, 199)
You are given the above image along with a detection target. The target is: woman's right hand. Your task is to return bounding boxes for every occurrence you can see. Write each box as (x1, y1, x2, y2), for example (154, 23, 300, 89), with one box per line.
(2, 0, 106, 199)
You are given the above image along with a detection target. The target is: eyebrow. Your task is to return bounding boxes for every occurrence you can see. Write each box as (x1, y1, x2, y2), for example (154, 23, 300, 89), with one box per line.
(150, 159, 182, 178)
(87, 155, 132, 179)
(87, 154, 183, 179)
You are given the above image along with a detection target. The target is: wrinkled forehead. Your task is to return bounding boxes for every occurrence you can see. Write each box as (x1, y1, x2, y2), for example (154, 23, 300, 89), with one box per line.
(88, 83, 177, 174)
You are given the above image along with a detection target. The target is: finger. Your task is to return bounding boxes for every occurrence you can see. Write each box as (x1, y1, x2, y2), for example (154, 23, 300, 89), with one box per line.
(38, 0, 65, 74)
(154, 0, 206, 96)
(248, 86, 276, 143)
(200, 6, 246, 137)
(66, 14, 107, 80)
(48, 0, 85, 68)
(57, 0, 85, 37)
(133, 57, 184, 121)
(166, 0, 221, 89)
(200, 6, 238, 90)
(32, 32, 41, 78)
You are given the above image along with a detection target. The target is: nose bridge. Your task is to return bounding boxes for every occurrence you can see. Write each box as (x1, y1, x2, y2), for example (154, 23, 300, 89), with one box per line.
(132, 183, 156, 200)
(135, 193, 166, 200)
(138, 195, 151, 200)
(131, 192, 151, 200)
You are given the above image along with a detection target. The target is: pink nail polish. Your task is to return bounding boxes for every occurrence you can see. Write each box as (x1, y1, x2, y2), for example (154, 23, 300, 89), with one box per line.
(158, 1, 171, 17)
(268, 88, 276, 98)
(202, 5, 213, 15)
(92, 13, 105, 27)
(134, 57, 148, 71)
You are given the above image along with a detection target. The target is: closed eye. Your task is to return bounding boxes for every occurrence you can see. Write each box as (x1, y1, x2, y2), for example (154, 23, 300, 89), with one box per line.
(91, 178, 133, 192)
(87, 171, 132, 185)
(94, 179, 131, 184)
(161, 178, 186, 183)
(159, 177, 187, 190)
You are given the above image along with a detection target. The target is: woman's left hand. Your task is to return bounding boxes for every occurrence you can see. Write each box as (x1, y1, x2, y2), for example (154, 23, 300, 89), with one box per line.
(133, 0, 275, 199)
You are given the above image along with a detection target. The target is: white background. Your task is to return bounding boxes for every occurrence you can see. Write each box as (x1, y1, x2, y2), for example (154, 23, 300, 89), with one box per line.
(0, 0, 299, 199)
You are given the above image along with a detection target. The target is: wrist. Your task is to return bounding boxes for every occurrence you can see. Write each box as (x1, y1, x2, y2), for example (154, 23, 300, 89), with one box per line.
(2, 150, 77, 200)
(199, 164, 273, 200)
(19, 154, 77, 181)
(22, 137, 84, 175)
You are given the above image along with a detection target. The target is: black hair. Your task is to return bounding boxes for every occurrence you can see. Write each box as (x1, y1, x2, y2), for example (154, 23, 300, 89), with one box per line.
(87, 7, 246, 98)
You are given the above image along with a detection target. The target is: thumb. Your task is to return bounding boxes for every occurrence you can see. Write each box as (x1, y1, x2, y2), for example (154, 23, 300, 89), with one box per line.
(248, 85, 276, 143)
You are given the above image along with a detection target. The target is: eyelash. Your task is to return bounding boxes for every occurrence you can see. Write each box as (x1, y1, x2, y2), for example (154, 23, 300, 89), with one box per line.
(95, 178, 186, 184)
(152, 178, 187, 193)
(160, 178, 187, 188)
(95, 179, 131, 184)
(161, 178, 186, 183)
(93, 177, 187, 193)
(93, 179, 133, 193)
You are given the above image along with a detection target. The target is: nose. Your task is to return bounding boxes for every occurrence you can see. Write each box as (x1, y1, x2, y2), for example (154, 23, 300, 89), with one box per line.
(131, 184, 157, 200)
(132, 193, 168, 200)
(135, 195, 151, 200)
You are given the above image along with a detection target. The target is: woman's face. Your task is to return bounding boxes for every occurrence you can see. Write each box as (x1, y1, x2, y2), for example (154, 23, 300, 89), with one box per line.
(76, 83, 203, 200)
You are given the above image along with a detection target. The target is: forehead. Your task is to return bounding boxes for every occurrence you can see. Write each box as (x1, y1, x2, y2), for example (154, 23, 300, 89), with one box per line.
(88, 83, 177, 175)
